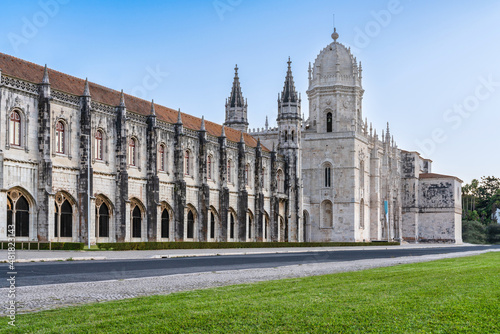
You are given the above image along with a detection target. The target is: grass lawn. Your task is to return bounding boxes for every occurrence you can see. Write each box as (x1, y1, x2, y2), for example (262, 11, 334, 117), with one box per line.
(4, 252, 499, 333)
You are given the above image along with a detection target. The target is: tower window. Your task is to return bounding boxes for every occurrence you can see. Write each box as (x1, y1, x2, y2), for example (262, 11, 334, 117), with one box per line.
(325, 166, 331, 187)
(327, 112, 332, 132)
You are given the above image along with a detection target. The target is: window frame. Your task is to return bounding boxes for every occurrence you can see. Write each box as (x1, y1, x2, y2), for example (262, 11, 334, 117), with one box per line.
(95, 130, 104, 161)
(9, 111, 22, 147)
(55, 121, 65, 154)
(158, 144, 166, 172)
(128, 138, 137, 167)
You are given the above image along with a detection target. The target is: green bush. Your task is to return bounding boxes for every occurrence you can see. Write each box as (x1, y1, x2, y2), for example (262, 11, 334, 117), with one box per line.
(486, 223, 500, 244)
(462, 220, 487, 244)
(96, 241, 399, 251)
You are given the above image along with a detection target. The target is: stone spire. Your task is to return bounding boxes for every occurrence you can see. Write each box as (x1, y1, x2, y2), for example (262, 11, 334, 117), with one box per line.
(265, 116, 269, 130)
(150, 99, 156, 116)
(41, 64, 50, 84)
(200, 116, 206, 131)
(281, 57, 298, 103)
(229, 65, 244, 108)
(82, 78, 90, 97)
(39, 64, 51, 97)
(119, 90, 126, 107)
(177, 109, 182, 124)
(224, 65, 248, 133)
(386, 122, 391, 143)
(278, 58, 301, 121)
(220, 125, 226, 137)
(240, 131, 244, 143)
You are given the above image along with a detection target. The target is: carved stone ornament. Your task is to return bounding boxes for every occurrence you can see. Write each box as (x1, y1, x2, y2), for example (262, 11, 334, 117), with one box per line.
(55, 193, 64, 205)
(359, 150, 366, 162)
(9, 190, 20, 201)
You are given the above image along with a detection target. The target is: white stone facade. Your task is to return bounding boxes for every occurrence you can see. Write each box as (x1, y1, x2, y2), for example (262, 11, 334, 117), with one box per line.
(0, 30, 462, 244)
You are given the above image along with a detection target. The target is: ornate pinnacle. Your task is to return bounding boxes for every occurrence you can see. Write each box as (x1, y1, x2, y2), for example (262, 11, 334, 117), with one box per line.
(82, 78, 90, 97)
(240, 131, 244, 143)
(200, 116, 206, 131)
(220, 125, 226, 137)
(119, 90, 126, 107)
(150, 99, 156, 116)
(177, 109, 182, 124)
(331, 27, 339, 42)
(41, 64, 50, 84)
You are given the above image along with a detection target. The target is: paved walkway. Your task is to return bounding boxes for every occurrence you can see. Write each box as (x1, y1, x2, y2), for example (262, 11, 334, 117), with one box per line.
(1, 243, 479, 263)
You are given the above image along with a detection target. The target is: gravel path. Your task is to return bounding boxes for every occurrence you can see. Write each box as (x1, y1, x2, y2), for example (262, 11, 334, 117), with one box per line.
(2, 248, 498, 315)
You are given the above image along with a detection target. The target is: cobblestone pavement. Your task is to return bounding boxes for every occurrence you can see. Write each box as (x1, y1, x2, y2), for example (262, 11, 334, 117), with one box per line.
(2, 248, 498, 315)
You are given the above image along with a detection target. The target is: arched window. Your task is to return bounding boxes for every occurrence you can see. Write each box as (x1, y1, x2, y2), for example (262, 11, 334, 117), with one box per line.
(327, 112, 333, 132)
(284, 130, 288, 142)
(60, 200, 72, 237)
(128, 138, 136, 166)
(229, 212, 235, 239)
(187, 210, 194, 239)
(227, 160, 232, 183)
(321, 200, 333, 228)
(207, 155, 212, 180)
(245, 164, 249, 186)
(55, 121, 65, 154)
(158, 144, 166, 171)
(185, 151, 190, 175)
(161, 208, 169, 238)
(324, 166, 331, 187)
(291, 130, 295, 142)
(9, 111, 21, 146)
(95, 130, 104, 161)
(210, 211, 215, 239)
(8, 194, 30, 237)
(95, 202, 110, 238)
(132, 206, 141, 238)
(277, 170, 284, 193)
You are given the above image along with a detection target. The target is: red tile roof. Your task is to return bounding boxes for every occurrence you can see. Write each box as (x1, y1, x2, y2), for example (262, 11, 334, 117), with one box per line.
(419, 173, 463, 183)
(0, 52, 267, 151)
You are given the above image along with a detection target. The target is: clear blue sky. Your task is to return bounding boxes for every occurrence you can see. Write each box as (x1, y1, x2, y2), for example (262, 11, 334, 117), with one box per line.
(1, 0, 499, 183)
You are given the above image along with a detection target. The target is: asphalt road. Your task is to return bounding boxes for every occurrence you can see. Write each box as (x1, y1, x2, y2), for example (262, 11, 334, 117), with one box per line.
(5, 245, 498, 288)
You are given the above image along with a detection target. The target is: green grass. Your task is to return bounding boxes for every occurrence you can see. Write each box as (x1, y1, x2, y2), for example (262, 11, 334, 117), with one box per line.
(4, 253, 500, 333)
